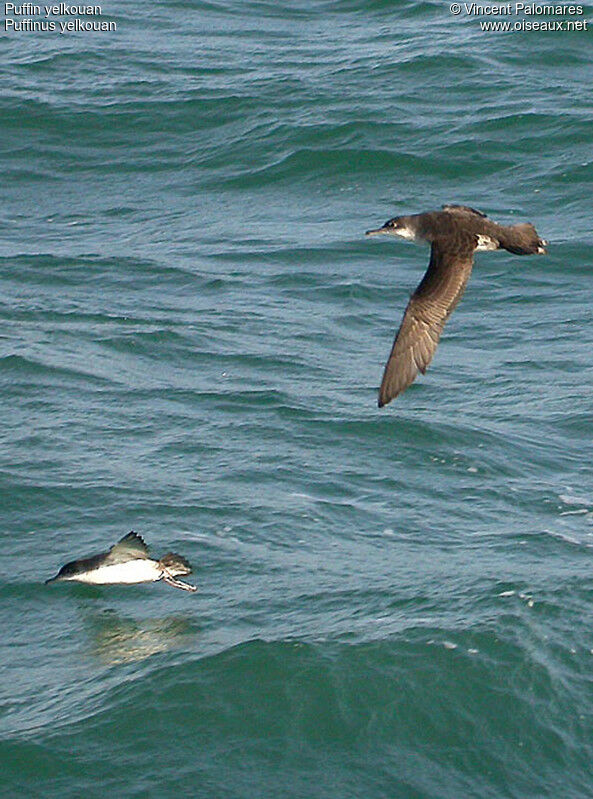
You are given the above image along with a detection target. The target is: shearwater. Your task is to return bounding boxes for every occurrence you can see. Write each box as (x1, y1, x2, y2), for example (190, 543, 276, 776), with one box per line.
(45, 531, 197, 592)
(365, 205, 547, 408)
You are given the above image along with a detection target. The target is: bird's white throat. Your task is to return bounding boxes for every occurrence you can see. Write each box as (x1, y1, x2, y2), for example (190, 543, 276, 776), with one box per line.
(392, 225, 417, 241)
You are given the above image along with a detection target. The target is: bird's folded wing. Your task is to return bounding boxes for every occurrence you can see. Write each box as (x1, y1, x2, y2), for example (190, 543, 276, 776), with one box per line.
(378, 236, 476, 407)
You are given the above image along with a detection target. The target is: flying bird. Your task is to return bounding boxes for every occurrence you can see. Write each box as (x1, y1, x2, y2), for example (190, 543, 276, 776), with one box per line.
(46, 531, 197, 592)
(365, 205, 547, 407)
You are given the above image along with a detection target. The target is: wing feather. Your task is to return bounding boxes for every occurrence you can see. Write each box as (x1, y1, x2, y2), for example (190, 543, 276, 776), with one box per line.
(378, 237, 476, 407)
(105, 531, 150, 563)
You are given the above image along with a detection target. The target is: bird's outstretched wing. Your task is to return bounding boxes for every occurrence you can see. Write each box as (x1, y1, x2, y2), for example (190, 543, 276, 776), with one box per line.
(378, 235, 476, 407)
(106, 531, 150, 563)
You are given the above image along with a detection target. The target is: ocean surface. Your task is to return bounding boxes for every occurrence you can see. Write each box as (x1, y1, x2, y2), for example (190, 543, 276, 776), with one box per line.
(1, 1, 593, 796)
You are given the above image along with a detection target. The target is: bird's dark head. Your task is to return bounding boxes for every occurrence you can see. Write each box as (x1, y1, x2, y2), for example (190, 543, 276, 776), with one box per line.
(365, 215, 417, 240)
(45, 560, 78, 584)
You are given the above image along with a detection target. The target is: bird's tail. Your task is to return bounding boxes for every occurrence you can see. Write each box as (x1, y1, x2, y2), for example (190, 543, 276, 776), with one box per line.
(499, 223, 547, 255)
(158, 552, 192, 577)
(158, 552, 196, 592)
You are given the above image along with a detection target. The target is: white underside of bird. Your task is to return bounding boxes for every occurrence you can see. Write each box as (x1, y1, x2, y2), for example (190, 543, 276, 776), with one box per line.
(58, 559, 165, 584)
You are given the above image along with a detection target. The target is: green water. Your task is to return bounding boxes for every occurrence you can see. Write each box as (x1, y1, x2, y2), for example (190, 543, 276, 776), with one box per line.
(1, 1, 593, 796)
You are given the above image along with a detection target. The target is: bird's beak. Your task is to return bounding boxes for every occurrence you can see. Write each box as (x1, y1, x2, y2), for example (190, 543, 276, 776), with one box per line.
(365, 225, 390, 237)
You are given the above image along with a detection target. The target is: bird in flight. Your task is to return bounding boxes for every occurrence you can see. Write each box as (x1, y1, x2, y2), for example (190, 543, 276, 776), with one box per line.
(365, 205, 547, 407)
(46, 531, 197, 592)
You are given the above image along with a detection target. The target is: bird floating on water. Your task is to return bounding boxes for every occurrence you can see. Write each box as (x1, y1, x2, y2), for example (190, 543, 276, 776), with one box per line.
(365, 204, 547, 407)
(46, 531, 197, 592)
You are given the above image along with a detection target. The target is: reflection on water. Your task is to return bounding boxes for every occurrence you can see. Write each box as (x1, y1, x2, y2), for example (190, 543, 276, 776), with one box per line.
(84, 608, 198, 665)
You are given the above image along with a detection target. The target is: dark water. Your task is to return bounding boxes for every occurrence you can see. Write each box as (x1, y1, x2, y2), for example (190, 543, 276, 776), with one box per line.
(2, 1, 593, 796)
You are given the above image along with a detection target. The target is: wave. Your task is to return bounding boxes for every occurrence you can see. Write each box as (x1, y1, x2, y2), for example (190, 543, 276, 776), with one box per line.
(3, 627, 591, 796)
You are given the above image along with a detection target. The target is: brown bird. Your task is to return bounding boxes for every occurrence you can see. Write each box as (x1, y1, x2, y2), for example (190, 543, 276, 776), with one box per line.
(365, 205, 547, 408)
